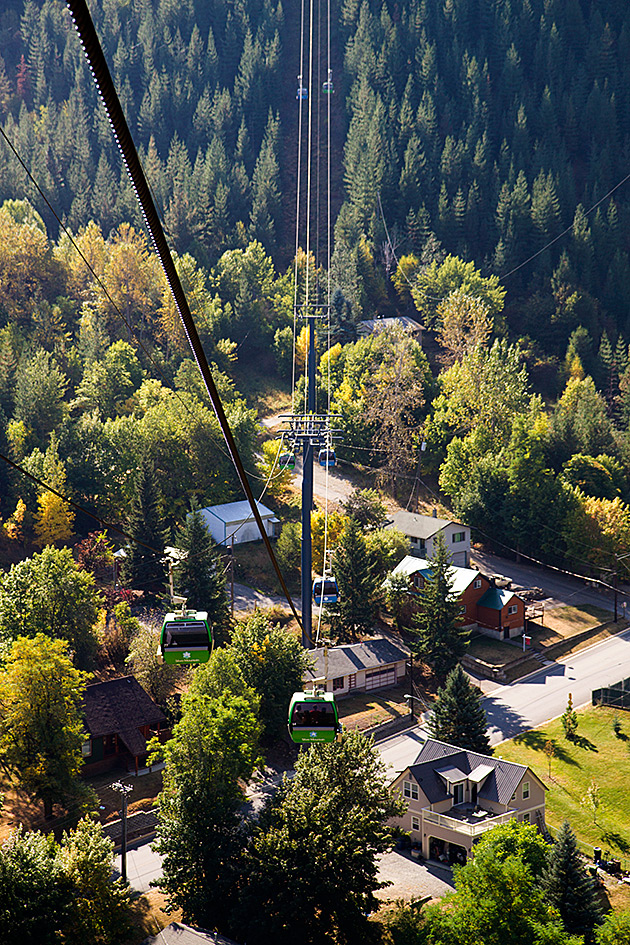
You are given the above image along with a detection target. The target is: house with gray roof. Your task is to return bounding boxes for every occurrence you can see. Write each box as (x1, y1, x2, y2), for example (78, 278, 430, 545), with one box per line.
(357, 314, 424, 343)
(390, 738, 547, 865)
(387, 510, 471, 567)
(304, 637, 409, 696)
(82, 675, 169, 776)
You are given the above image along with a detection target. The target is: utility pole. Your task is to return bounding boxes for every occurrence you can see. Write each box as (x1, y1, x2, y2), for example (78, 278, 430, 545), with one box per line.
(112, 780, 133, 884)
(279, 301, 341, 650)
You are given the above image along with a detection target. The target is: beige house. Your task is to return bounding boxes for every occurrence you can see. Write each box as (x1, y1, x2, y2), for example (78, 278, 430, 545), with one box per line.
(304, 638, 408, 696)
(391, 738, 547, 865)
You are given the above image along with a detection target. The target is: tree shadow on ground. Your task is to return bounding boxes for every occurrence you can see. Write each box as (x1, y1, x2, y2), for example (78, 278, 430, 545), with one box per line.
(571, 734, 598, 752)
(600, 831, 630, 855)
(511, 731, 579, 766)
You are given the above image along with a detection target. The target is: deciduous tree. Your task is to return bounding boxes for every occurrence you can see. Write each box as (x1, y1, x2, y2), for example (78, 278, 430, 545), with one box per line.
(0, 546, 102, 667)
(230, 613, 310, 740)
(235, 731, 405, 945)
(0, 826, 72, 944)
(59, 816, 131, 945)
(152, 653, 260, 929)
(0, 634, 92, 819)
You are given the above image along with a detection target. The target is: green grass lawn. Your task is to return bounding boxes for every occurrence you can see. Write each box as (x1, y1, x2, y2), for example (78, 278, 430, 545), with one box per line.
(467, 635, 524, 666)
(498, 705, 630, 862)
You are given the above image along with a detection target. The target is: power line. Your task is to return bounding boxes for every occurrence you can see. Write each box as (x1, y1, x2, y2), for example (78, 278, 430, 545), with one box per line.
(65, 0, 302, 631)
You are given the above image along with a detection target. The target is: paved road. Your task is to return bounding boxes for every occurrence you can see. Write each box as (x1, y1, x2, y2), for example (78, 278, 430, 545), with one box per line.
(471, 548, 619, 613)
(484, 625, 630, 745)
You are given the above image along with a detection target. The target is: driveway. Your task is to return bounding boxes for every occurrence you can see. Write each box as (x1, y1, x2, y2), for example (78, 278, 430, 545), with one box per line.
(376, 850, 454, 902)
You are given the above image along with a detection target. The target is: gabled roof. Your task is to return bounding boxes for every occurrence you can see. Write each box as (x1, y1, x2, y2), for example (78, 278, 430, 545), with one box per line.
(199, 500, 274, 523)
(83, 675, 167, 758)
(305, 637, 409, 681)
(391, 556, 482, 597)
(407, 738, 528, 806)
(477, 586, 518, 610)
(388, 510, 457, 539)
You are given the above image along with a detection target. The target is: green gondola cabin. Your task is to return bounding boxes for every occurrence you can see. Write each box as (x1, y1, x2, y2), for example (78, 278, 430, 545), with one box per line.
(159, 611, 211, 664)
(287, 690, 340, 744)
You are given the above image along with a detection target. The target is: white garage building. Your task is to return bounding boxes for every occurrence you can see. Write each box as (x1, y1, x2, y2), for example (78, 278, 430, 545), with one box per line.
(199, 500, 280, 547)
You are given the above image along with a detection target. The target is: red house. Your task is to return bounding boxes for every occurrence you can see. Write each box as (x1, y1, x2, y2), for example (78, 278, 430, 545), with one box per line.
(389, 556, 525, 639)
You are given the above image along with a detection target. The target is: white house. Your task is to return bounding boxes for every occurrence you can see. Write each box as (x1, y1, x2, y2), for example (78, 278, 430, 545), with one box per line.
(305, 637, 409, 696)
(198, 500, 280, 547)
(387, 511, 471, 567)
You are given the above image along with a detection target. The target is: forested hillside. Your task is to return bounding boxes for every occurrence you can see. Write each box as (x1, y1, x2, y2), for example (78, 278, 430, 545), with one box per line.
(1, 0, 629, 357)
(0, 0, 286, 266)
(1, 0, 630, 577)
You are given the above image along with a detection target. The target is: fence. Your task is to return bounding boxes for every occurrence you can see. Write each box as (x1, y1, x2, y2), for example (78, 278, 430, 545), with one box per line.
(592, 677, 630, 711)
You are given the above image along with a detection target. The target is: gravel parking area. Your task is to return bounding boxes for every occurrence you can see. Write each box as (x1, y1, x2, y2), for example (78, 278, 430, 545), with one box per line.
(375, 850, 455, 903)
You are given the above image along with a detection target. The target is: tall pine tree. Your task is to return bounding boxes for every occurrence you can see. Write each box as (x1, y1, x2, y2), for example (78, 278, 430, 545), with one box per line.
(120, 457, 168, 592)
(174, 499, 231, 643)
(411, 533, 468, 680)
(428, 663, 491, 753)
(328, 517, 379, 642)
(541, 820, 602, 941)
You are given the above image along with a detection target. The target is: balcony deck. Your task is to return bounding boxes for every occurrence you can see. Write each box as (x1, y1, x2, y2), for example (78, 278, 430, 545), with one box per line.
(423, 804, 516, 837)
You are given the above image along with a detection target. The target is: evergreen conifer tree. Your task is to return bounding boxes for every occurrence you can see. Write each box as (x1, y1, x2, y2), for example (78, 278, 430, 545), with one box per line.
(541, 820, 602, 941)
(120, 457, 168, 592)
(174, 499, 231, 643)
(428, 663, 491, 753)
(329, 517, 379, 642)
(411, 533, 468, 680)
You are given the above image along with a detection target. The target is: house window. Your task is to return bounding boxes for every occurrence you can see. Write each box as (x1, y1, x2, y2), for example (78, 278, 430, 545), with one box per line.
(81, 740, 92, 758)
(333, 676, 344, 691)
(348, 674, 357, 690)
(522, 781, 530, 800)
(453, 783, 464, 805)
(410, 535, 418, 544)
(452, 531, 466, 543)
(508, 604, 518, 615)
(474, 579, 482, 589)
(413, 574, 423, 589)
(403, 780, 419, 801)
(460, 604, 466, 615)
(522, 812, 531, 823)
(411, 816, 420, 830)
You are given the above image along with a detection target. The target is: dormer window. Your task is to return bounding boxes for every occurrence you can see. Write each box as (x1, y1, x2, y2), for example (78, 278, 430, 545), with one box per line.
(453, 783, 464, 805)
